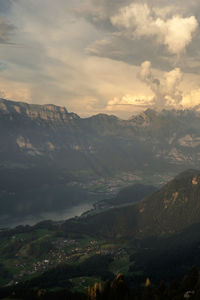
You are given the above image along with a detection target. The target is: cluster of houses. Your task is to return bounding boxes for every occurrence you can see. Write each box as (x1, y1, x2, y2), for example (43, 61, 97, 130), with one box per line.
(13, 237, 128, 281)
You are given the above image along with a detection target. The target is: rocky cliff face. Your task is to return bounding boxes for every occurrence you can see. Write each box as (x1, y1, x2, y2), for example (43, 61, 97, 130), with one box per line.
(1, 98, 200, 175)
(0, 98, 79, 122)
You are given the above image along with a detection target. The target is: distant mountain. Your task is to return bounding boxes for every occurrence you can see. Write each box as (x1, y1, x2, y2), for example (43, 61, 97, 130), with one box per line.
(2, 98, 200, 220)
(2, 98, 200, 175)
(62, 169, 200, 240)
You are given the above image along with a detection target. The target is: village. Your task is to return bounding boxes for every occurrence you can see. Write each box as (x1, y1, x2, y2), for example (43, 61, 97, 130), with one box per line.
(12, 237, 128, 283)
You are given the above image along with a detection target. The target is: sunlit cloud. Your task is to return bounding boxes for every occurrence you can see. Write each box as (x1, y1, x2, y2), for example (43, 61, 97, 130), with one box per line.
(182, 89, 200, 108)
(138, 61, 184, 109)
(111, 3, 198, 55)
(106, 95, 153, 110)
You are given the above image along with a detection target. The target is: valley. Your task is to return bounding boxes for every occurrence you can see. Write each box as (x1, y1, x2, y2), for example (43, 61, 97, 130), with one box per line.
(1, 169, 200, 296)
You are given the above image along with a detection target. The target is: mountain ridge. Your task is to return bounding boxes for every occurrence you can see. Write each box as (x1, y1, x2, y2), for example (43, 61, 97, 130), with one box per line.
(1, 97, 200, 121)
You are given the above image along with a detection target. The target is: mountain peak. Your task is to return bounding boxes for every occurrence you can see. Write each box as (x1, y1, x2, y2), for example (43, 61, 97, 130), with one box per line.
(129, 108, 158, 126)
(89, 113, 119, 120)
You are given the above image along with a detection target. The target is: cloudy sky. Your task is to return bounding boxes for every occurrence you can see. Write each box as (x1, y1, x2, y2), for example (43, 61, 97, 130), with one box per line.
(0, 0, 200, 118)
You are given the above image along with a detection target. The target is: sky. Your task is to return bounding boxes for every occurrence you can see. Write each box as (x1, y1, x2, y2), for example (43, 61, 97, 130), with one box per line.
(0, 0, 200, 118)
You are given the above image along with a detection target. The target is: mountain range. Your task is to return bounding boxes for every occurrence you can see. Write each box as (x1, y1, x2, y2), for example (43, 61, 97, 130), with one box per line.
(2, 98, 200, 175)
(2, 98, 200, 221)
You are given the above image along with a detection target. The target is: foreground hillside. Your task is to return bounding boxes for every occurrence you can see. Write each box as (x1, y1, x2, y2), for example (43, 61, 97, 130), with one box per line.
(2, 98, 200, 220)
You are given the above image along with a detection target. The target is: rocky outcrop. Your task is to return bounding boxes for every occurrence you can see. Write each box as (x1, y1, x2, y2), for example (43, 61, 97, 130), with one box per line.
(0, 98, 79, 122)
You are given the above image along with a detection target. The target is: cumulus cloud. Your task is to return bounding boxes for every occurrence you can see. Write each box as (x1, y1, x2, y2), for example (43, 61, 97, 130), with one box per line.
(138, 61, 183, 109)
(182, 88, 200, 108)
(111, 3, 198, 55)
